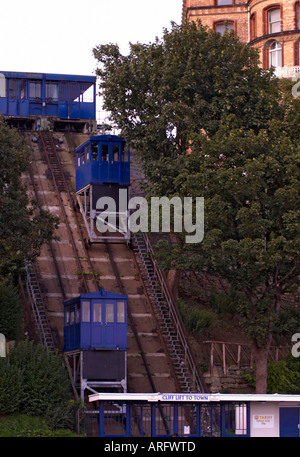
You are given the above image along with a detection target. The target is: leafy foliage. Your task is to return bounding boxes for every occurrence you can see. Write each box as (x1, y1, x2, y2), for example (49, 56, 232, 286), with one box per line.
(243, 359, 300, 394)
(6, 339, 71, 416)
(0, 358, 23, 414)
(94, 20, 300, 392)
(94, 21, 283, 170)
(0, 117, 58, 277)
(0, 414, 77, 437)
(177, 298, 215, 334)
(0, 278, 22, 340)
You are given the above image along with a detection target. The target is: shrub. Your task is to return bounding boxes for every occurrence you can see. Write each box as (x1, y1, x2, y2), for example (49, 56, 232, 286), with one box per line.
(0, 358, 23, 414)
(177, 298, 215, 334)
(0, 279, 22, 341)
(7, 339, 71, 416)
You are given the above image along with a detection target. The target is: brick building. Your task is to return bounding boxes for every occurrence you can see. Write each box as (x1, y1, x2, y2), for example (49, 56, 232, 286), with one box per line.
(182, 0, 300, 78)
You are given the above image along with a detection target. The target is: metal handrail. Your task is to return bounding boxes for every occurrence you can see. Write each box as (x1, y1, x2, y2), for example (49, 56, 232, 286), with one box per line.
(25, 262, 55, 352)
(137, 231, 207, 392)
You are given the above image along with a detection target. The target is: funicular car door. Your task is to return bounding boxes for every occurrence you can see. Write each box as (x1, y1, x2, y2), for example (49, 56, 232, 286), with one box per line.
(102, 301, 115, 348)
(90, 300, 115, 348)
(91, 300, 103, 348)
(110, 142, 121, 182)
(99, 141, 109, 182)
(8, 79, 29, 116)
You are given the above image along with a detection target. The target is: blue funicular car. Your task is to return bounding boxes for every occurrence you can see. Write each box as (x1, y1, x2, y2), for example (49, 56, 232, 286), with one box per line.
(63, 289, 127, 352)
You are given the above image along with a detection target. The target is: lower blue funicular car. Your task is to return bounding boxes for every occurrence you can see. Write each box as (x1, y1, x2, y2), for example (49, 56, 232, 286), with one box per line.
(63, 289, 127, 352)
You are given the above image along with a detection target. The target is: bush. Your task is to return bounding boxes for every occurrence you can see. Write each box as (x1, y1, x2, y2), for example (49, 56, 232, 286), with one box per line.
(44, 401, 76, 431)
(7, 339, 71, 416)
(0, 278, 22, 341)
(177, 298, 215, 334)
(0, 358, 23, 414)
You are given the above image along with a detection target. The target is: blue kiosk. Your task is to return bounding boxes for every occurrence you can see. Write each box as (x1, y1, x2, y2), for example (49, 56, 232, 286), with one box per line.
(63, 289, 128, 400)
(75, 134, 131, 243)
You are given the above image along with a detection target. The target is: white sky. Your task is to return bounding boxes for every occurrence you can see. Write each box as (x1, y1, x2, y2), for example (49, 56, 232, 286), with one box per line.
(1, 0, 182, 76)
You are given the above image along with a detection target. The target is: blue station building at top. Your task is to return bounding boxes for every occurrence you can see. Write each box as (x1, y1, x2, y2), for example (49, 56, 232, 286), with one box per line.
(0, 71, 96, 131)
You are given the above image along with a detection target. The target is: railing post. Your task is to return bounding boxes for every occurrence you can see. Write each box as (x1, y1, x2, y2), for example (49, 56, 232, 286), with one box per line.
(222, 343, 226, 375)
(237, 344, 241, 370)
(210, 342, 214, 375)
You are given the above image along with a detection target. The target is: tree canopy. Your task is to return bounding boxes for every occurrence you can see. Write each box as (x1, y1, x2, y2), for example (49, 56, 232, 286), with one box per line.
(93, 20, 300, 393)
(0, 118, 58, 278)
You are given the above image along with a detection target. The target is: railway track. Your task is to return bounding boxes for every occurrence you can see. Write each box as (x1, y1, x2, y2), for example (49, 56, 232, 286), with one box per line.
(22, 130, 179, 398)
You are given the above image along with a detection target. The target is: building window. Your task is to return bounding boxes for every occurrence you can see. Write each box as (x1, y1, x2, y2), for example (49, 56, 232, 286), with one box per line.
(250, 13, 257, 40)
(263, 6, 282, 35)
(269, 40, 282, 68)
(269, 8, 281, 33)
(295, 2, 300, 29)
(214, 21, 234, 35)
(295, 40, 300, 65)
(216, 0, 233, 5)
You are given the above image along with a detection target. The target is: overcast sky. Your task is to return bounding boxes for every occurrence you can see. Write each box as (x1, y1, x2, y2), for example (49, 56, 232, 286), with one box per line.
(1, 0, 182, 76)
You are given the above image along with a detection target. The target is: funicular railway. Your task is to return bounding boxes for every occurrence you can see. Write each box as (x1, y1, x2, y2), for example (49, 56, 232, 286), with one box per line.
(1, 69, 210, 436)
(0, 68, 215, 437)
(4, 69, 300, 438)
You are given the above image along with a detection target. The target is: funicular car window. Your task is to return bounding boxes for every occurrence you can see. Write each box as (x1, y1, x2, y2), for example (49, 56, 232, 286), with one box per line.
(117, 301, 125, 323)
(102, 144, 109, 161)
(93, 303, 102, 323)
(82, 300, 90, 322)
(106, 303, 114, 322)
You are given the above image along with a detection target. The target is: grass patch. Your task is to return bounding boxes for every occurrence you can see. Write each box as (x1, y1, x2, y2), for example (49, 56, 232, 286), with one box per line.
(0, 414, 78, 437)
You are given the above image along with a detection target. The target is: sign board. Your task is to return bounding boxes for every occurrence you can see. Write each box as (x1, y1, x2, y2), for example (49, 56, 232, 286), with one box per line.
(0, 333, 6, 357)
(253, 414, 274, 429)
(157, 394, 215, 402)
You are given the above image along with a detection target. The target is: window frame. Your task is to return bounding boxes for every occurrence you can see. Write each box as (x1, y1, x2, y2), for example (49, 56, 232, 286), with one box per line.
(213, 20, 235, 36)
(215, 0, 234, 5)
(46, 82, 59, 101)
(269, 40, 282, 68)
(250, 12, 257, 40)
(295, 1, 300, 29)
(263, 5, 283, 35)
(295, 40, 300, 66)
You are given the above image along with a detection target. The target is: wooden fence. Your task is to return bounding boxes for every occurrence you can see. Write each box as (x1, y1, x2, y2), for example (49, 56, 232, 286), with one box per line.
(203, 340, 290, 375)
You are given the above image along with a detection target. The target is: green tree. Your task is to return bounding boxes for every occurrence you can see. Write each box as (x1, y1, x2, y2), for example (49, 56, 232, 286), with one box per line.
(0, 117, 58, 277)
(93, 21, 300, 393)
(93, 21, 283, 168)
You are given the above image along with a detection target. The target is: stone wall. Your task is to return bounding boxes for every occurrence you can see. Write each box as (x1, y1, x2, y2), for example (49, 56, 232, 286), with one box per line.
(203, 365, 254, 393)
